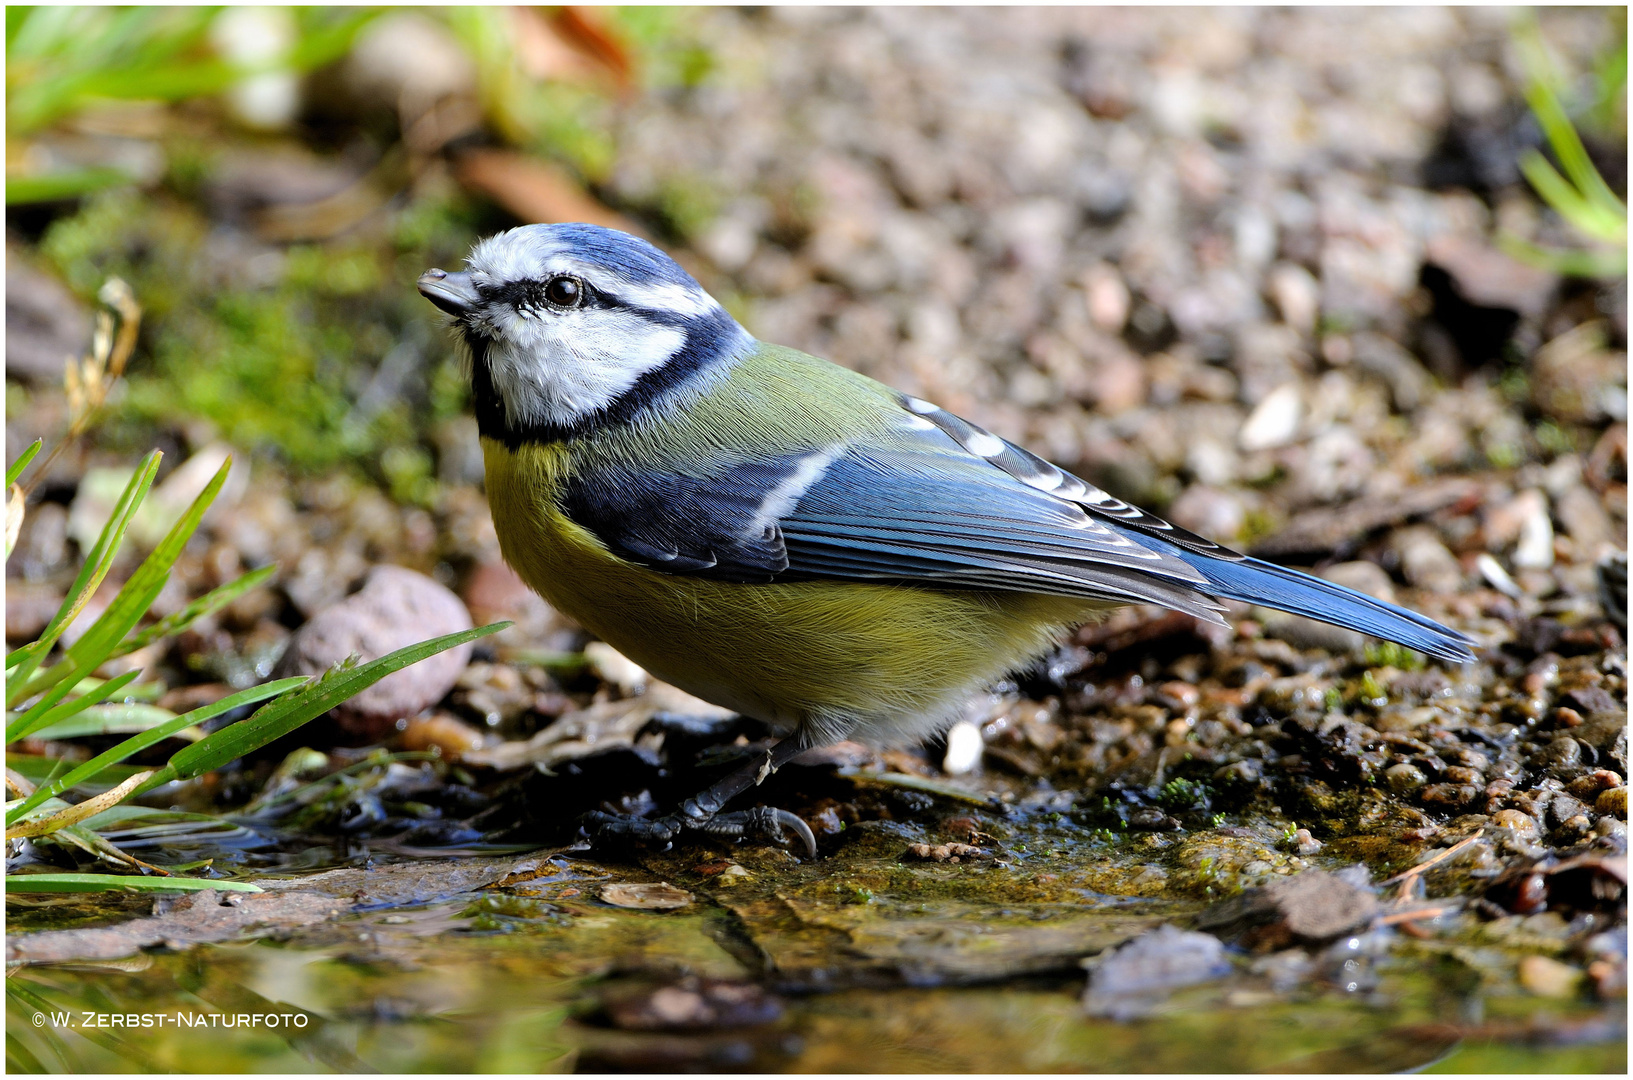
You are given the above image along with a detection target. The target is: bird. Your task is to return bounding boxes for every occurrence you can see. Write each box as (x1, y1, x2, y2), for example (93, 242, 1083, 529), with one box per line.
(418, 222, 1476, 858)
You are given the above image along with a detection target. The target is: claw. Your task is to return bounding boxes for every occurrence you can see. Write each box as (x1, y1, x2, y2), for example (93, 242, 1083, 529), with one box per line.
(701, 807, 818, 859)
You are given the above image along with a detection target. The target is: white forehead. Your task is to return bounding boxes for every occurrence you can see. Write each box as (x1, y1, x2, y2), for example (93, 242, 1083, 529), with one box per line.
(465, 225, 719, 319)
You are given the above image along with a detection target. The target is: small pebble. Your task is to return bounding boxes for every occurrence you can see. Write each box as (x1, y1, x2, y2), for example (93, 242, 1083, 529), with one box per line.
(1239, 383, 1302, 451)
(1596, 787, 1627, 817)
(1292, 828, 1323, 855)
(905, 842, 986, 863)
(1384, 762, 1428, 794)
(1518, 954, 1583, 999)
(1491, 809, 1539, 836)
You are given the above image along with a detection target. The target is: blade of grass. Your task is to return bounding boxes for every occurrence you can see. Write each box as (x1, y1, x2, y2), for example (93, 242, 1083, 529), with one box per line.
(1516, 20, 1627, 222)
(6, 770, 152, 839)
(17, 455, 231, 703)
(7, 677, 305, 825)
(28, 703, 190, 741)
(131, 622, 508, 798)
(5, 667, 141, 744)
(1498, 232, 1627, 279)
(70, 674, 165, 702)
(114, 564, 275, 657)
(4, 166, 137, 205)
(1519, 150, 1627, 241)
(4, 872, 261, 893)
(6, 754, 147, 792)
(6, 439, 42, 486)
(47, 821, 152, 871)
(5, 450, 159, 695)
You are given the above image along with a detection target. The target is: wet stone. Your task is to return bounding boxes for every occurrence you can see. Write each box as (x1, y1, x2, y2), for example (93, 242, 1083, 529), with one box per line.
(603, 977, 784, 1031)
(1082, 924, 1231, 1020)
(1537, 735, 1584, 773)
(1384, 762, 1428, 794)
(275, 564, 474, 739)
(1197, 867, 1380, 950)
(1420, 782, 1481, 809)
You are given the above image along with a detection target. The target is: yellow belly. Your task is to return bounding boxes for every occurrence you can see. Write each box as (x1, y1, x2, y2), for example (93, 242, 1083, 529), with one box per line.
(484, 439, 1099, 741)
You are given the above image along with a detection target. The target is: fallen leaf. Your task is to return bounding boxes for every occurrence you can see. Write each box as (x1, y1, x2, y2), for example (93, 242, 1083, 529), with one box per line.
(7, 771, 153, 840)
(453, 148, 642, 233)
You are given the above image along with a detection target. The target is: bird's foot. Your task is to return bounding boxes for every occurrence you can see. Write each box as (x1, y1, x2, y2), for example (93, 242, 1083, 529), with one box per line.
(582, 805, 816, 859)
(694, 807, 817, 858)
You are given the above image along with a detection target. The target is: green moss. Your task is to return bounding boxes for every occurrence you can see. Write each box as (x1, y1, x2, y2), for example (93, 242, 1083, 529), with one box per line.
(39, 188, 481, 478)
(1364, 641, 1425, 672)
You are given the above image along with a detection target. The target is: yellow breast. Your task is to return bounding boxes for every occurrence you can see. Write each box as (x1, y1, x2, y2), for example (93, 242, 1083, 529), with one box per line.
(483, 439, 1099, 740)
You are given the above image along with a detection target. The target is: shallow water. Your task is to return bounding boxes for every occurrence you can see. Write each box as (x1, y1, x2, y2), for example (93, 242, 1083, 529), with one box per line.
(7, 843, 1624, 1073)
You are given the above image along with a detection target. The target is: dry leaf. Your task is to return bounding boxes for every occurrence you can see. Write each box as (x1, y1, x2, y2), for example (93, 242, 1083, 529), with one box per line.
(6, 771, 154, 840)
(453, 148, 641, 233)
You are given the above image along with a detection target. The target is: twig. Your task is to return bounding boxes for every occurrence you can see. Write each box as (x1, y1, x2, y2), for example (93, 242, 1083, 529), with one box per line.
(1380, 835, 1484, 900)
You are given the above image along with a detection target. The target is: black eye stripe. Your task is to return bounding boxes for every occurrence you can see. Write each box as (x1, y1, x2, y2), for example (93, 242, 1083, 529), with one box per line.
(481, 277, 606, 312)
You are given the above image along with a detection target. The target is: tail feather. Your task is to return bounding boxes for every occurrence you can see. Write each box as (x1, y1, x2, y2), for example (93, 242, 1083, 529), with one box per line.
(1174, 553, 1477, 663)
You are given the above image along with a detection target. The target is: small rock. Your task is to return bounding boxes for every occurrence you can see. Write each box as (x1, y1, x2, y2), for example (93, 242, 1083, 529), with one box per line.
(275, 564, 474, 740)
(1198, 867, 1379, 950)
(1384, 762, 1428, 794)
(905, 842, 987, 863)
(1391, 525, 1463, 593)
(1082, 262, 1131, 333)
(462, 558, 579, 653)
(1268, 262, 1320, 335)
(599, 882, 692, 911)
(1476, 552, 1525, 599)
(1292, 828, 1323, 856)
(1537, 735, 1583, 773)
(1596, 787, 1627, 817)
(1560, 686, 1618, 716)
(1239, 382, 1302, 451)
(1517, 954, 1583, 999)
(1512, 491, 1556, 571)
(398, 712, 489, 758)
(1420, 782, 1480, 808)
(603, 977, 782, 1031)
(1351, 332, 1431, 412)
(1547, 794, 1591, 830)
(1492, 809, 1539, 835)
(1082, 925, 1231, 1020)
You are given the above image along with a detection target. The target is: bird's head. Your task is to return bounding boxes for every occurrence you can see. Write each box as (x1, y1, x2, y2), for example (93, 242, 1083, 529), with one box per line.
(419, 223, 750, 442)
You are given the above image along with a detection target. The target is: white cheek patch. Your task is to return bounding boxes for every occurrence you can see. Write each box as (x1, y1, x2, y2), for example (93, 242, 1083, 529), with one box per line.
(485, 307, 685, 427)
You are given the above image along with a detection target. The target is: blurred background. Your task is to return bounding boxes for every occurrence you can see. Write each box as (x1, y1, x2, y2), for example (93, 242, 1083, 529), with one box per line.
(7, 6, 1624, 562)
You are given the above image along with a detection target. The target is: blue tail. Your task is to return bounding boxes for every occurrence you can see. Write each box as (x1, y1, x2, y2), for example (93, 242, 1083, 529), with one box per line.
(1171, 552, 1476, 663)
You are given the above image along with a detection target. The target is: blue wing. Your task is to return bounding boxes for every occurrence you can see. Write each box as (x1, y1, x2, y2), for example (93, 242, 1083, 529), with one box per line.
(558, 391, 1475, 662)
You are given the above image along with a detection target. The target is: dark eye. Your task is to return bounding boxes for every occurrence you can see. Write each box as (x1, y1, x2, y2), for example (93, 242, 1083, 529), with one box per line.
(544, 275, 582, 308)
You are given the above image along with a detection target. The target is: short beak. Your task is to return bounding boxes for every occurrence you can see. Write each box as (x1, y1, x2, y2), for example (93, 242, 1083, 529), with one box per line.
(418, 269, 479, 317)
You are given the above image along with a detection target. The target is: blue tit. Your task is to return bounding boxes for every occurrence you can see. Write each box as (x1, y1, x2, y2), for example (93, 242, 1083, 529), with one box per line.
(419, 223, 1475, 857)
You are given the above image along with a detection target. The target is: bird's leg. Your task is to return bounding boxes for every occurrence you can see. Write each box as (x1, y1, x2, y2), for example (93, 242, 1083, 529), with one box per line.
(585, 734, 817, 857)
